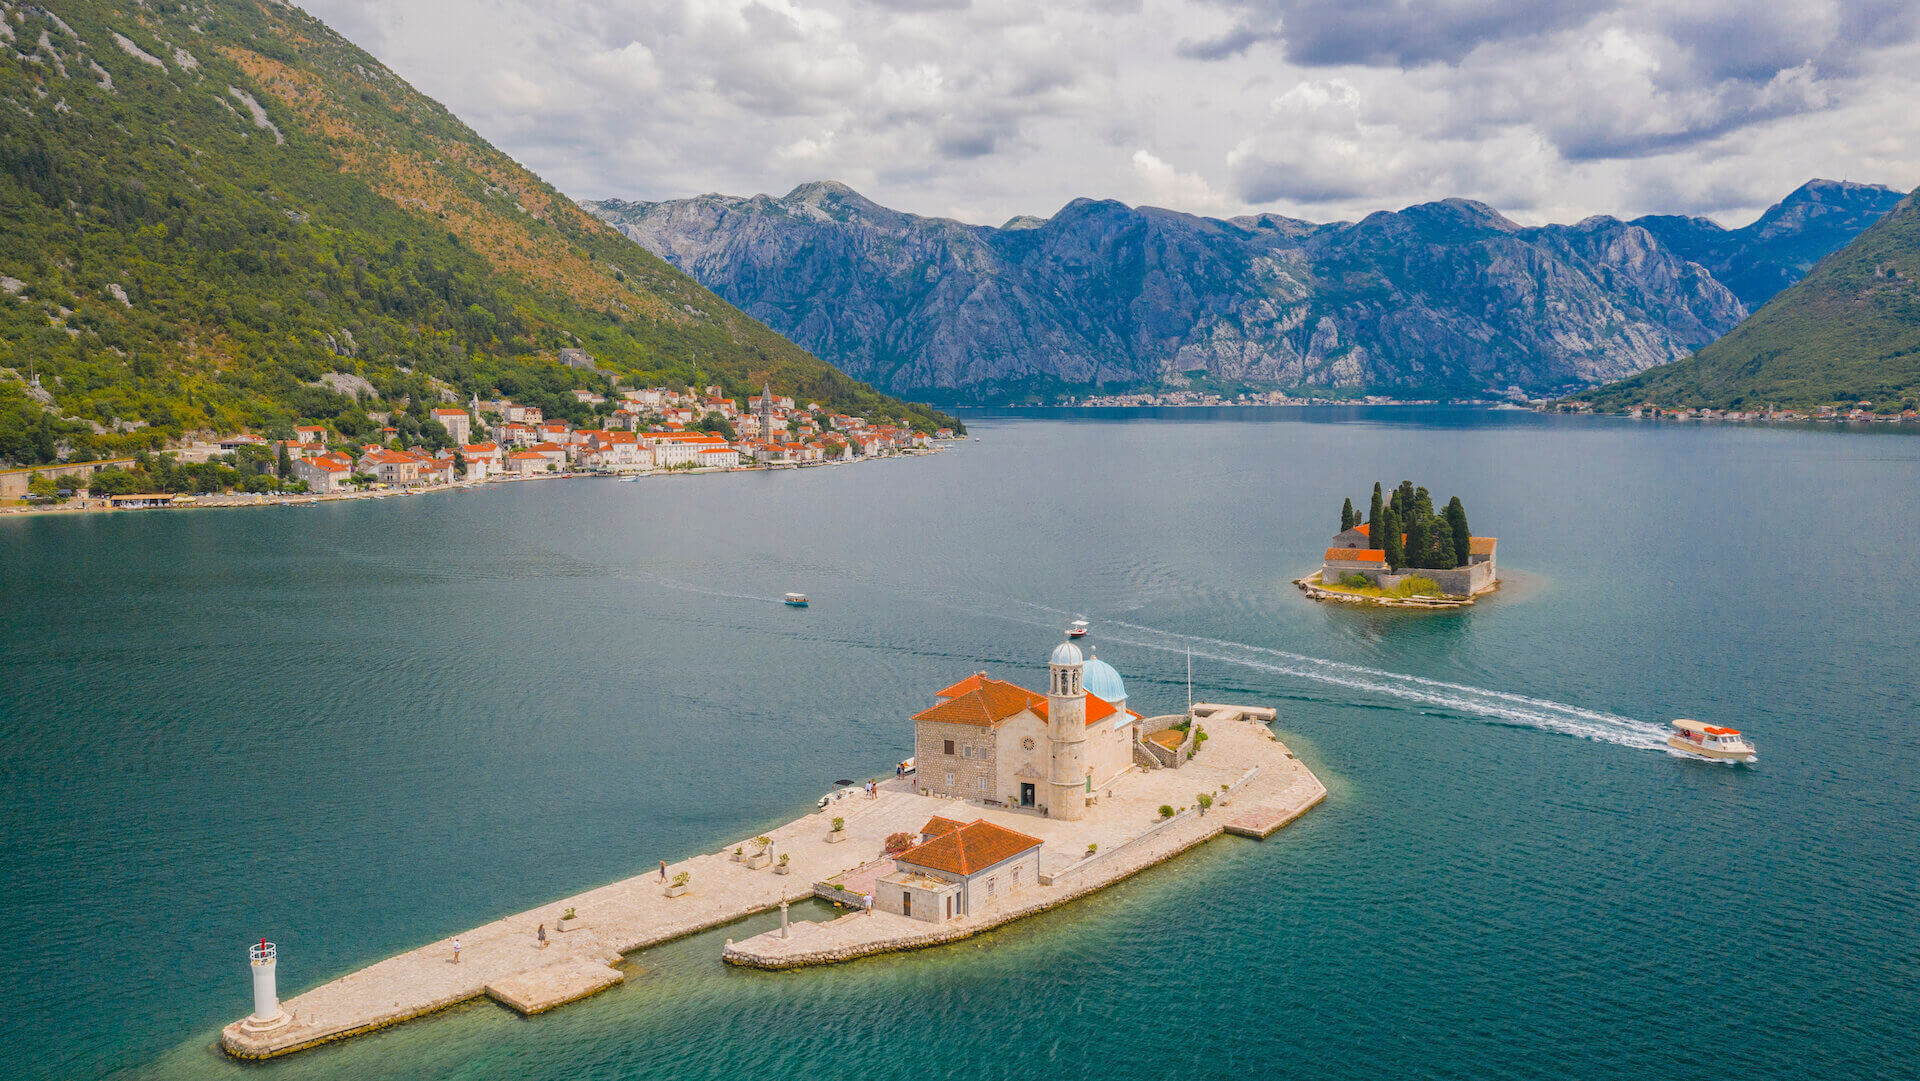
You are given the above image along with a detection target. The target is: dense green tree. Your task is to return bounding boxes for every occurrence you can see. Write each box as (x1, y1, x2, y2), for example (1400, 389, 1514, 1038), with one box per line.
(1445, 497, 1471, 566)
(694, 412, 737, 441)
(1381, 505, 1404, 569)
(1340, 498, 1355, 532)
(27, 472, 57, 499)
(276, 441, 292, 481)
(1405, 508, 1429, 570)
(1368, 483, 1384, 544)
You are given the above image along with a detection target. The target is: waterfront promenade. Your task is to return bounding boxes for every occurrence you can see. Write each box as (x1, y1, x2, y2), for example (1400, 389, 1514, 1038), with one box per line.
(222, 715, 1322, 1058)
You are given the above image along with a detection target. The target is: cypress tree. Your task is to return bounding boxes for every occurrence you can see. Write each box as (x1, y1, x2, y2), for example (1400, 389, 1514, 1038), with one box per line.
(1341, 498, 1355, 532)
(1413, 485, 1433, 519)
(1368, 483, 1384, 544)
(1405, 507, 1428, 569)
(1445, 497, 1471, 566)
(1427, 514, 1457, 568)
(1381, 505, 1404, 569)
(1397, 480, 1415, 512)
(276, 441, 292, 480)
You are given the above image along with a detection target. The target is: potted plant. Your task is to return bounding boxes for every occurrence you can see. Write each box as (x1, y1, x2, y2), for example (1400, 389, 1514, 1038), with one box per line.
(665, 871, 690, 897)
(559, 906, 579, 931)
(827, 816, 847, 843)
(774, 853, 792, 875)
(732, 845, 744, 862)
(746, 837, 773, 869)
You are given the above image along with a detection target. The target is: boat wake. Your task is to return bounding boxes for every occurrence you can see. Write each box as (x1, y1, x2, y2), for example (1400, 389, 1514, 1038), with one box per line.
(1082, 616, 1670, 753)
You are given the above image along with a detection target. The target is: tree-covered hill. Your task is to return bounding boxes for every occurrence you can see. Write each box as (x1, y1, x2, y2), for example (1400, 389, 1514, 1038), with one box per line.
(1587, 187, 1920, 412)
(0, 1, 954, 465)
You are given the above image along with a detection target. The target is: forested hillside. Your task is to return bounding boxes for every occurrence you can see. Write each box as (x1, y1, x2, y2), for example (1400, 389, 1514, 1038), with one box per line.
(0, 1, 952, 466)
(1589, 188, 1920, 411)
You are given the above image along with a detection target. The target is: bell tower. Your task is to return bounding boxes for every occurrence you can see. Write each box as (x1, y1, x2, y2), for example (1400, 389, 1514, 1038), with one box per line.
(1046, 639, 1089, 820)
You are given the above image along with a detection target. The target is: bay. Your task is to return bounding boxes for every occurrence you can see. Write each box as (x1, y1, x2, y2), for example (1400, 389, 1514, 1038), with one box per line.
(3, 407, 1916, 1080)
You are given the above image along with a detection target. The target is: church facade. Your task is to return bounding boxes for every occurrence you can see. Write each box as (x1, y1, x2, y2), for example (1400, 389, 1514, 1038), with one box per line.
(911, 640, 1140, 820)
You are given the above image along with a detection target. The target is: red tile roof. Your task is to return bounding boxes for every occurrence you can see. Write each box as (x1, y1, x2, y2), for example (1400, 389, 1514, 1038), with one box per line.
(912, 678, 1046, 727)
(1325, 547, 1386, 563)
(1032, 692, 1119, 725)
(895, 818, 1042, 876)
(1469, 536, 1497, 554)
(921, 816, 966, 838)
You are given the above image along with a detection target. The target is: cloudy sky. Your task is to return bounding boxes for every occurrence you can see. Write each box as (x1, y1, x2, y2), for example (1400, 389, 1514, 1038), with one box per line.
(302, 0, 1920, 228)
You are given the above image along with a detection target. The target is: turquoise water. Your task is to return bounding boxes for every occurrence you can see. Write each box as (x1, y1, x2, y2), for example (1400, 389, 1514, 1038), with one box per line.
(4, 408, 1917, 1080)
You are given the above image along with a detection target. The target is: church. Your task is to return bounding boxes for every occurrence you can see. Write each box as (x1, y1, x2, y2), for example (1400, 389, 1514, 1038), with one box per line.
(910, 639, 1140, 820)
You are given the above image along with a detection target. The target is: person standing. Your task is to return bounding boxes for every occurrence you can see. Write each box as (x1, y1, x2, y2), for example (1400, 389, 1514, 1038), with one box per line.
(863, 892, 873, 917)
(451, 938, 462, 964)
(537, 924, 547, 948)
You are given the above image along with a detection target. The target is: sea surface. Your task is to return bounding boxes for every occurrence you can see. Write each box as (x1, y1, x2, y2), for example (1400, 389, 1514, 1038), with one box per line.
(3, 408, 1917, 1081)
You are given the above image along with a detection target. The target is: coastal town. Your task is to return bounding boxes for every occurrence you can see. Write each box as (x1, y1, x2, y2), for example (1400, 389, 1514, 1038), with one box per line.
(220, 637, 1324, 1059)
(1, 383, 961, 511)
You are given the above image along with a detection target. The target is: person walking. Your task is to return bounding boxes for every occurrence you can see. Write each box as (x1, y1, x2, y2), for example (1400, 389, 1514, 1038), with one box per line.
(537, 924, 547, 948)
(863, 892, 873, 917)
(451, 938, 462, 964)
(659, 860, 667, 882)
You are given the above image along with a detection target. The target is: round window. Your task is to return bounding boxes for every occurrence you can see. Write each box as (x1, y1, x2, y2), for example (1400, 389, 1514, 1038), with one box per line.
(1021, 737, 1036, 750)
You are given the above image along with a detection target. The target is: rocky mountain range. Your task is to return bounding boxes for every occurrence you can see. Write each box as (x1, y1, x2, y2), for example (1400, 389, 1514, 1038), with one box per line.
(586, 180, 1901, 402)
(1590, 186, 1919, 411)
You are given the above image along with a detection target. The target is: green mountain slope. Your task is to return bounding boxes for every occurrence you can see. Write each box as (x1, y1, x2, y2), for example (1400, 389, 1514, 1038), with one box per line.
(0, 1, 952, 465)
(1588, 188, 1920, 411)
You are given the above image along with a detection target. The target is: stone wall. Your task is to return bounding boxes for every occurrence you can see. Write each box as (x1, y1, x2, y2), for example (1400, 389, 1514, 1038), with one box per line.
(914, 719, 996, 799)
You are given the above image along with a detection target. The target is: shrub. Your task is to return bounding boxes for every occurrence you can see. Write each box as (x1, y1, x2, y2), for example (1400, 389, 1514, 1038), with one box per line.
(1086, 843, 1098, 856)
(671, 871, 690, 887)
(884, 831, 916, 853)
(754, 835, 772, 848)
(1398, 575, 1442, 597)
(1339, 572, 1372, 588)
(1158, 805, 1175, 819)
(561, 907, 576, 921)
(1197, 793, 1214, 811)
(830, 816, 845, 832)
(778, 853, 790, 865)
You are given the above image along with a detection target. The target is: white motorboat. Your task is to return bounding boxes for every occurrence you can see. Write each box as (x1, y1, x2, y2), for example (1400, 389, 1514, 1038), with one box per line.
(1667, 719, 1757, 763)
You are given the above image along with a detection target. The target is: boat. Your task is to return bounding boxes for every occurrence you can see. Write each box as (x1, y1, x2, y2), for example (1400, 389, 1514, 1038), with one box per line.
(1067, 618, 1089, 639)
(1666, 719, 1757, 763)
(784, 593, 809, 607)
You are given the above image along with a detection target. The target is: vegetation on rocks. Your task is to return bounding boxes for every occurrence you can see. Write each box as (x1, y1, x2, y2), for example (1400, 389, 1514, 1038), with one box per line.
(0, 1, 954, 467)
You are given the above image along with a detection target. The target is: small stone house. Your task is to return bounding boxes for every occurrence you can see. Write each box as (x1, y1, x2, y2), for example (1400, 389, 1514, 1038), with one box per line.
(875, 817, 1043, 922)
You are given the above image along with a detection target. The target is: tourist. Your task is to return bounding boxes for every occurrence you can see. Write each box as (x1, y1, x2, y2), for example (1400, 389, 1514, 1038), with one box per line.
(659, 859, 667, 882)
(537, 924, 546, 948)
(451, 938, 462, 964)
(863, 893, 873, 917)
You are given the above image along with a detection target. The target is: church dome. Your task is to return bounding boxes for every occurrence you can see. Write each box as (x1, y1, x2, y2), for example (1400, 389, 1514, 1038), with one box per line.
(1081, 651, 1126, 703)
(1049, 640, 1084, 667)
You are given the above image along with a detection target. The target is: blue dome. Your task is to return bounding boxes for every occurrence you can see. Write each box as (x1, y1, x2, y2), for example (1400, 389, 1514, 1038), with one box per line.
(1081, 651, 1126, 703)
(1049, 640, 1084, 667)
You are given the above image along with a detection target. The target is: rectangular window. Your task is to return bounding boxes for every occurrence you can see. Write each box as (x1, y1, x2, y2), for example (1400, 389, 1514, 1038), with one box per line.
(986, 877, 996, 896)
(977, 777, 988, 791)
(962, 745, 972, 758)
(945, 771, 955, 788)
(943, 739, 955, 755)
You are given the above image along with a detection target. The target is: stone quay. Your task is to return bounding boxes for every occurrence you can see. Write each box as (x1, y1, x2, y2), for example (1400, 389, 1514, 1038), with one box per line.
(221, 713, 1321, 1059)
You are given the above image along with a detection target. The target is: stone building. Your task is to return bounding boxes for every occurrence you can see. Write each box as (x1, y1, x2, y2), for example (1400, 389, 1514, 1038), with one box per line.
(911, 641, 1140, 819)
(874, 816, 1044, 922)
(1319, 522, 1499, 597)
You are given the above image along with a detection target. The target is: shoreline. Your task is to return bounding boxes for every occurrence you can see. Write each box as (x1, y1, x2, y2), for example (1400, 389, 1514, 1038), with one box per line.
(219, 715, 1322, 1060)
(0, 448, 948, 520)
(1293, 571, 1494, 609)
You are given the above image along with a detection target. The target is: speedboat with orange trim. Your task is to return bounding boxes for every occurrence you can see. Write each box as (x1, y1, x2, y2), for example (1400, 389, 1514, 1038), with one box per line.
(1667, 719, 1756, 763)
(1067, 618, 1089, 639)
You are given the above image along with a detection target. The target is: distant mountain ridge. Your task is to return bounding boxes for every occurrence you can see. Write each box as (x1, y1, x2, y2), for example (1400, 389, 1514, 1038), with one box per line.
(1589, 186, 1920, 411)
(585, 180, 1896, 402)
(1632, 180, 1906, 310)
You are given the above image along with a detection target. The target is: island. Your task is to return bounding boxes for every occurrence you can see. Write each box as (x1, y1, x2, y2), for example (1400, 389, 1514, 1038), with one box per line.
(220, 639, 1324, 1059)
(1296, 481, 1499, 607)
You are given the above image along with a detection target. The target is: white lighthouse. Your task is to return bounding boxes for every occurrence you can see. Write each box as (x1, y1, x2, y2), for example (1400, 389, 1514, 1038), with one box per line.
(242, 940, 289, 1032)
(1045, 639, 1089, 820)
